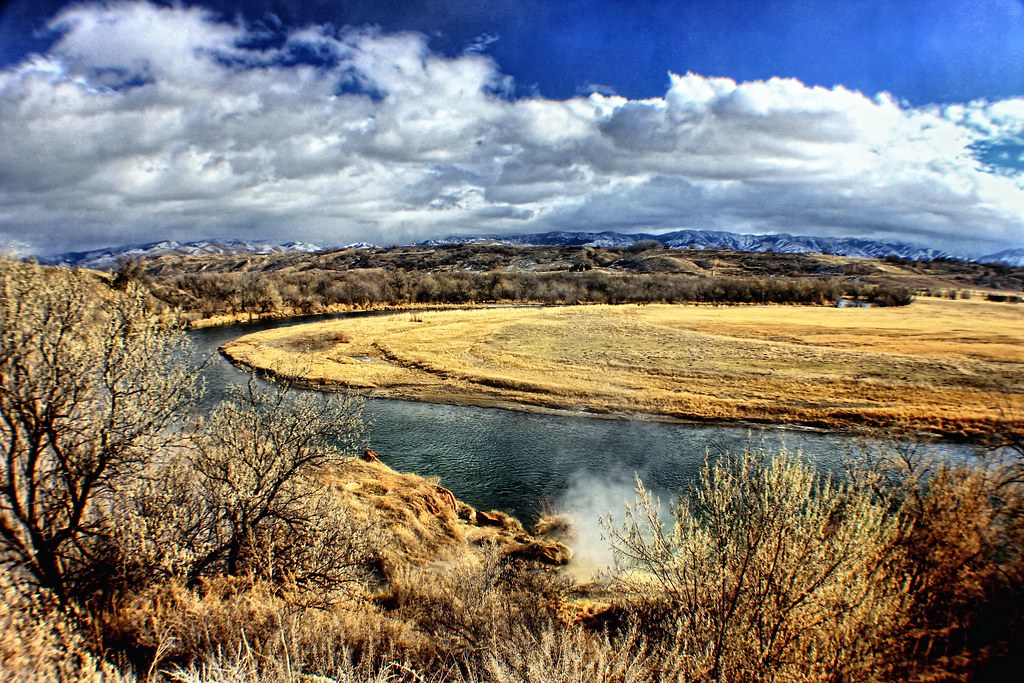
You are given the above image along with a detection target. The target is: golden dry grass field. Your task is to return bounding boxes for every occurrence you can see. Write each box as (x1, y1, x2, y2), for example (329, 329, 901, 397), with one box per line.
(221, 298, 1024, 438)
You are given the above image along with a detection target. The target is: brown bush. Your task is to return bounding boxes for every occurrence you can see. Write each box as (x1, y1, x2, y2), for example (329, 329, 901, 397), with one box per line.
(0, 573, 133, 682)
(602, 447, 908, 683)
(849, 433, 1024, 681)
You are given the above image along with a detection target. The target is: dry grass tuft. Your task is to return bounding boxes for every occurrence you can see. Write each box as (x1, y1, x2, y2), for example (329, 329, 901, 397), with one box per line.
(0, 574, 133, 682)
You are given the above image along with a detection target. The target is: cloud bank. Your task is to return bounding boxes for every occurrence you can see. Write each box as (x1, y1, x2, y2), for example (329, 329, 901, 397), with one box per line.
(1, 1, 1023, 257)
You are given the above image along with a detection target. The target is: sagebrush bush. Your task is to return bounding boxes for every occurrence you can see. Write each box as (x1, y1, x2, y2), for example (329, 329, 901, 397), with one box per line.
(848, 433, 1024, 680)
(481, 621, 652, 683)
(0, 573, 133, 682)
(603, 447, 908, 683)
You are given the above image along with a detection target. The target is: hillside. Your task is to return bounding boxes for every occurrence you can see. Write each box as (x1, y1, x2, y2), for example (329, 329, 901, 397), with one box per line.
(43, 239, 325, 270)
(103, 242, 1024, 327)
(421, 228, 959, 261)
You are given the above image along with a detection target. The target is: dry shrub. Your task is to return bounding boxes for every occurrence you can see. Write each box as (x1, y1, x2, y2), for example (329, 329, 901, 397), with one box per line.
(103, 576, 431, 681)
(384, 551, 521, 653)
(895, 466, 1004, 680)
(838, 426, 1024, 680)
(0, 573, 133, 682)
(603, 447, 907, 683)
(107, 452, 218, 589)
(854, 435, 1024, 681)
(103, 578, 286, 672)
(105, 441, 378, 612)
(371, 545, 573, 673)
(106, 581, 429, 682)
(482, 621, 652, 683)
(166, 648, 428, 683)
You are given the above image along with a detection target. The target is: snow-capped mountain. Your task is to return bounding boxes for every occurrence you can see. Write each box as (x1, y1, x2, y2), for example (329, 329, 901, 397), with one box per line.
(422, 230, 957, 261)
(44, 239, 324, 270)
(42, 230, 1021, 269)
(980, 248, 1024, 267)
(419, 231, 638, 249)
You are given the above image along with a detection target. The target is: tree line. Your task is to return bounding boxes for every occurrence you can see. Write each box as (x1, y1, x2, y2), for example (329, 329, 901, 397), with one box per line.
(129, 265, 913, 321)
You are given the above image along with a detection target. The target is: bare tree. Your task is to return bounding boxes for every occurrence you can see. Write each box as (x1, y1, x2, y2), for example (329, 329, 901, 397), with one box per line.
(0, 258, 197, 604)
(183, 373, 370, 592)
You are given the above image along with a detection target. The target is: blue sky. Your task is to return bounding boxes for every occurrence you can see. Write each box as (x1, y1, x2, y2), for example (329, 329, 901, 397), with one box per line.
(6, 1, 1024, 104)
(1, 0, 1024, 256)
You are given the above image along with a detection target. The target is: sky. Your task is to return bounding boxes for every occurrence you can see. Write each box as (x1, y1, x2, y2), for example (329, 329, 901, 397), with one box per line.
(1, 1, 1024, 257)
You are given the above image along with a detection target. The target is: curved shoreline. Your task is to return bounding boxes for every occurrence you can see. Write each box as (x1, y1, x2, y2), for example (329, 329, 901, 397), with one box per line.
(220, 349, 997, 446)
(187, 302, 492, 330)
(222, 345, 837, 432)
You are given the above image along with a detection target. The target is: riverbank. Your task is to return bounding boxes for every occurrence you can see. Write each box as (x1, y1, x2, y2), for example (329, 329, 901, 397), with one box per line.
(184, 301, 484, 329)
(221, 300, 1024, 440)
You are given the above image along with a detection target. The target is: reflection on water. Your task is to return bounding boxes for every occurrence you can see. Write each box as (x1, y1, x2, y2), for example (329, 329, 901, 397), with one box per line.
(187, 312, 972, 523)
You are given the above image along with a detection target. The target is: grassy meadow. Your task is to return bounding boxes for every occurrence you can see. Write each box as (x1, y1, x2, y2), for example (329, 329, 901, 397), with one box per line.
(222, 297, 1024, 438)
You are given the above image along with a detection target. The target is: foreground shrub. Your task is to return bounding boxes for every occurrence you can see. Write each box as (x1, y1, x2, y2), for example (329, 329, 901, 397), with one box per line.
(603, 447, 908, 683)
(481, 621, 652, 683)
(0, 573, 132, 682)
(849, 433, 1024, 680)
(182, 374, 371, 592)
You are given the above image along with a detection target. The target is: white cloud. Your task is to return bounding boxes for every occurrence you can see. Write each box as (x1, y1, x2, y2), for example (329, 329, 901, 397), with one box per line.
(1, 1, 1023, 256)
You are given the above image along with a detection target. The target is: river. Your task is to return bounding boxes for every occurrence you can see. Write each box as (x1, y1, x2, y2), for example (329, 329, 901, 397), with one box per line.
(187, 311, 972, 523)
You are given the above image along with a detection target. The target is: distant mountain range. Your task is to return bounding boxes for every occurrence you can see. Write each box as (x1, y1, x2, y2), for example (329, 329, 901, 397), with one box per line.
(981, 248, 1024, 267)
(420, 230, 962, 261)
(43, 239, 325, 270)
(41, 231, 1024, 269)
